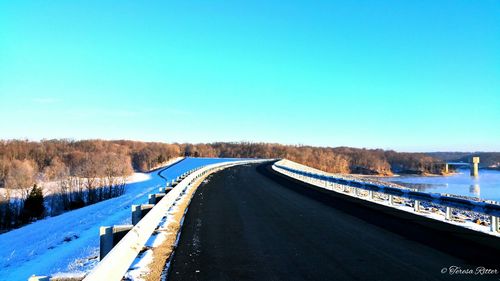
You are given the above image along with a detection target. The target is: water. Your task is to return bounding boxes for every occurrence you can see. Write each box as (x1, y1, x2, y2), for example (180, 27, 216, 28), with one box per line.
(381, 169, 500, 202)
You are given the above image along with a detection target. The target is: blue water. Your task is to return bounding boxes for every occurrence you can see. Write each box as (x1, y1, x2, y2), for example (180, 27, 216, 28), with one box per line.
(382, 169, 500, 202)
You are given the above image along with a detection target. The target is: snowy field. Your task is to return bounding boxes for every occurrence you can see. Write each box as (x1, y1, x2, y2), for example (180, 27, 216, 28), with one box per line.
(0, 157, 237, 281)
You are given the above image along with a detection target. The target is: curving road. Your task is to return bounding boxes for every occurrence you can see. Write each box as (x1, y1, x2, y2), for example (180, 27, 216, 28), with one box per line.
(168, 163, 500, 281)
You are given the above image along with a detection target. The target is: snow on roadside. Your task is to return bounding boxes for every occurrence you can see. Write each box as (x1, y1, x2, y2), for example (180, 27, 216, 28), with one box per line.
(0, 157, 236, 281)
(124, 207, 180, 281)
(124, 249, 155, 281)
(124, 180, 195, 281)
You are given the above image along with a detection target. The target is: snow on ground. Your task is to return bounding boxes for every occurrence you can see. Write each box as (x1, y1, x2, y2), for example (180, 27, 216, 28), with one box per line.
(127, 172, 152, 184)
(2, 172, 152, 201)
(0, 157, 237, 281)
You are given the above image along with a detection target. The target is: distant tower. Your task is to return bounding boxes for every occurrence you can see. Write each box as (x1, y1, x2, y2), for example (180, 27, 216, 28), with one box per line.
(470, 157, 480, 177)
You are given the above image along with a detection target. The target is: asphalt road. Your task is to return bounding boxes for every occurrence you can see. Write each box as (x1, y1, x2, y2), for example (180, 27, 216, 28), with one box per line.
(168, 163, 500, 281)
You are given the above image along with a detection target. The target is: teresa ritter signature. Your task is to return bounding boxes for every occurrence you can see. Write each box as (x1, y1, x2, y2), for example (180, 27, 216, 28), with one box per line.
(441, 266, 498, 275)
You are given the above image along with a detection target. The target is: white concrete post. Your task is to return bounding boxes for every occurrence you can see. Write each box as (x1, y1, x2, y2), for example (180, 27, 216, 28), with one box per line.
(100, 225, 134, 260)
(369, 190, 374, 200)
(389, 195, 394, 205)
(148, 193, 166, 204)
(491, 216, 499, 233)
(132, 204, 154, 225)
(414, 200, 420, 212)
(99, 226, 113, 260)
(445, 207, 452, 220)
(131, 205, 141, 226)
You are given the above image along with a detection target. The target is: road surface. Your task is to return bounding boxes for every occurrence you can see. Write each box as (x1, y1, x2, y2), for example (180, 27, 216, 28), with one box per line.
(168, 163, 500, 281)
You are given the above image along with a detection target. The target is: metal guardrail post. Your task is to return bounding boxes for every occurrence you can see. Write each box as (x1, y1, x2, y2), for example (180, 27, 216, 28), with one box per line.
(99, 226, 113, 260)
(445, 207, 452, 220)
(491, 216, 499, 233)
(100, 225, 134, 260)
(131, 204, 154, 226)
(148, 193, 166, 204)
(414, 200, 421, 212)
(131, 205, 141, 226)
(389, 195, 394, 206)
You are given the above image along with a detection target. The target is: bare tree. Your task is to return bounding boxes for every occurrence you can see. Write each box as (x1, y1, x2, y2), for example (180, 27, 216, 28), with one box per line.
(43, 158, 70, 215)
(2, 159, 36, 227)
(5, 159, 36, 200)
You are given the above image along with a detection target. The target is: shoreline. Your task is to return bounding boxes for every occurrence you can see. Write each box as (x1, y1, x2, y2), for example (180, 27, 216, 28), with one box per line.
(351, 171, 466, 179)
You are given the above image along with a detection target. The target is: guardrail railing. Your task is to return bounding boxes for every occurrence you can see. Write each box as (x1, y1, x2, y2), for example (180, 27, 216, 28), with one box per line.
(82, 159, 265, 281)
(273, 161, 500, 235)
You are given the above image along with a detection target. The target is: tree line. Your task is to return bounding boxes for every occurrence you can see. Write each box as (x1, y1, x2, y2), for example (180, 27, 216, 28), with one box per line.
(0, 140, 135, 230)
(0, 139, 443, 231)
(427, 152, 500, 169)
(196, 143, 444, 175)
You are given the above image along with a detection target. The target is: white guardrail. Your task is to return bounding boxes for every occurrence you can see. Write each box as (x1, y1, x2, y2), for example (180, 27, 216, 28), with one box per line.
(273, 159, 500, 235)
(83, 159, 265, 281)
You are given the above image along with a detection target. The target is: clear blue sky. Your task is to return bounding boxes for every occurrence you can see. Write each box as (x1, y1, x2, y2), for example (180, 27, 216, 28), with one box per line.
(0, 1, 498, 152)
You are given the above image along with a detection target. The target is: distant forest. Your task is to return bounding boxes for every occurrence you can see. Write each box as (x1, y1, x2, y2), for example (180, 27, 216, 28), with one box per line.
(0, 139, 448, 180)
(0, 139, 450, 230)
(426, 152, 500, 169)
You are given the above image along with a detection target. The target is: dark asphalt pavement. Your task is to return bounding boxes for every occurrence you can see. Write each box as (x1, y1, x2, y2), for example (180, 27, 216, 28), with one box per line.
(168, 163, 500, 281)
